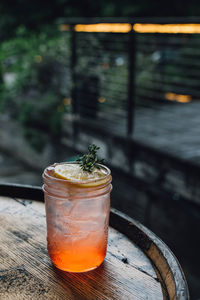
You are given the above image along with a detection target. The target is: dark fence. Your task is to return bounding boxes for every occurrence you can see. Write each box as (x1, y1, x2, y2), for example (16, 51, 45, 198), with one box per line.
(60, 18, 200, 165)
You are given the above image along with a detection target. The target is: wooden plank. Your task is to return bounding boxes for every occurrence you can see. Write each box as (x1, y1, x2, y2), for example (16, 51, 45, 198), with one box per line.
(110, 208, 189, 300)
(0, 183, 43, 201)
(0, 196, 163, 300)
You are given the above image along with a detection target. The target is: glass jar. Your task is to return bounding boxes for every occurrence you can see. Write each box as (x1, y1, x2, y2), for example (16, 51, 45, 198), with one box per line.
(42, 162, 112, 273)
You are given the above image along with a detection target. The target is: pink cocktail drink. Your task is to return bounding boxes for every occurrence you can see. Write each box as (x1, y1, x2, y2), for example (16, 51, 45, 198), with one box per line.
(42, 162, 112, 272)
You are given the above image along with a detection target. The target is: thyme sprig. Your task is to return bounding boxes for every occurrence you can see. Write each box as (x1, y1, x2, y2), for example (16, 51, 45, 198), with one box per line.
(76, 144, 105, 172)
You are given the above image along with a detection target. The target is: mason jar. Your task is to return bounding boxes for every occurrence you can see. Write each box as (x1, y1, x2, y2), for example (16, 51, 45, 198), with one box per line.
(42, 162, 112, 272)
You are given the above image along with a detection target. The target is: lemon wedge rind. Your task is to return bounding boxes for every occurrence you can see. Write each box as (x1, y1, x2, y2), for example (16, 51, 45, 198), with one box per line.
(54, 163, 109, 187)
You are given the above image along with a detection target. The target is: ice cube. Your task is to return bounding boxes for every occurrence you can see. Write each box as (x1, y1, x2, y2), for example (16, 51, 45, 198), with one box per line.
(69, 197, 107, 220)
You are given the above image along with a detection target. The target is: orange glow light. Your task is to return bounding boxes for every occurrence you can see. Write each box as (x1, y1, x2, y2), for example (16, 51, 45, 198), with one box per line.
(34, 55, 42, 63)
(63, 98, 71, 105)
(98, 97, 106, 103)
(59, 24, 70, 31)
(60, 23, 200, 34)
(133, 23, 200, 34)
(165, 93, 192, 103)
(75, 23, 132, 33)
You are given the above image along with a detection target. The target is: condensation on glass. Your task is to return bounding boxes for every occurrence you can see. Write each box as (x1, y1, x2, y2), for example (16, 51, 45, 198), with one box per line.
(42, 162, 112, 273)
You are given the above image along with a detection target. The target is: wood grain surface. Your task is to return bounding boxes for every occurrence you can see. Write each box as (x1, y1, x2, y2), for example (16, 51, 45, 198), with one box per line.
(110, 209, 190, 300)
(0, 196, 164, 300)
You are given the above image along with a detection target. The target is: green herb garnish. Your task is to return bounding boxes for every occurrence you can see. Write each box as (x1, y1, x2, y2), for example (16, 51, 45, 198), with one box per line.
(76, 144, 105, 172)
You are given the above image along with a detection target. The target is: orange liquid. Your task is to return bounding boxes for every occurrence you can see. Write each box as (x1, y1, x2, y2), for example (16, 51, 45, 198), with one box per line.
(47, 230, 107, 272)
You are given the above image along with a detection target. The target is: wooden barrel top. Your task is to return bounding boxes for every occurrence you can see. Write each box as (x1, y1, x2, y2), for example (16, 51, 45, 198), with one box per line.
(0, 184, 189, 300)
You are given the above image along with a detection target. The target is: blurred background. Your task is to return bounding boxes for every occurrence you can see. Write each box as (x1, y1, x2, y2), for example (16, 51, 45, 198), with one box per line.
(0, 1, 200, 298)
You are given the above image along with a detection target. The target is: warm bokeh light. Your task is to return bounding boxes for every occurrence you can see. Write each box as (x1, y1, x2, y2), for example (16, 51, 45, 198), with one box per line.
(74, 23, 132, 33)
(63, 98, 71, 105)
(59, 24, 70, 31)
(34, 55, 42, 63)
(165, 93, 192, 103)
(59, 22, 200, 34)
(98, 97, 106, 103)
(102, 62, 109, 70)
(133, 23, 200, 34)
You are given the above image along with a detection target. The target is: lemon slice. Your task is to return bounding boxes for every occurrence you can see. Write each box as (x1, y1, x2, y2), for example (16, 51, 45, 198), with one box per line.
(54, 163, 108, 186)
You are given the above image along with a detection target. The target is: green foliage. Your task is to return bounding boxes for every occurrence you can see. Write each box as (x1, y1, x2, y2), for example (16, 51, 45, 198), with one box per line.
(18, 93, 67, 151)
(0, 26, 72, 151)
(0, 25, 70, 92)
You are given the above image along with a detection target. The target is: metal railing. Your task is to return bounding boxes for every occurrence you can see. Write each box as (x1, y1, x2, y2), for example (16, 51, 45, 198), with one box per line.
(59, 18, 200, 162)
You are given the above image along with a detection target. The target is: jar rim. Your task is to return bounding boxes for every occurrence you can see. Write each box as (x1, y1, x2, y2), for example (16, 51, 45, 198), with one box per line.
(43, 162, 111, 187)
